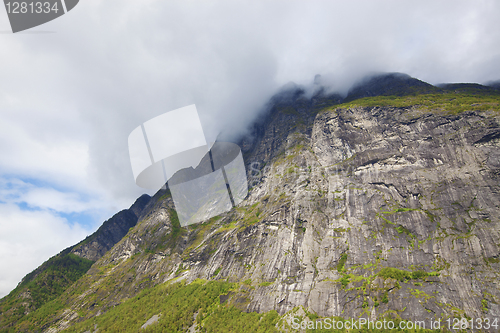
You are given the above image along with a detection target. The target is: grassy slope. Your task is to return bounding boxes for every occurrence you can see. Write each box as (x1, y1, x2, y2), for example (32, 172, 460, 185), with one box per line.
(21, 279, 432, 333)
(333, 88, 500, 114)
(0, 252, 93, 331)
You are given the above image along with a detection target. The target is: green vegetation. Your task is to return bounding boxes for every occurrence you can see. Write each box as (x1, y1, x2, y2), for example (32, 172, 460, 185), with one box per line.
(0, 252, 93, 331)
(382, 208, 418, 214)
(336, 253, 348, 272)
(395, 225, 413, 236)
(183, 216, 221, 255)
(167, 208, 181, 243)
(481, 298, 488, 313)
(484, 256, 500, 264)
(331, 92, 500, 114)
(54, 279, 280, 333)
(409, 288, 434, 302)
(146, 208, 184, 253)
(19, 253, 93, 308)
(13, 297, 66, 332)
(217, 219, 238, 233)
(339, 275, 350, 288)
(377, 267, 439, 282)
(8, 265, 443, 332)
(157, 188, 172, 202)
(278, 106, 300, 116)
(233, 203, 263, 230)
(381, 292, 389, 304)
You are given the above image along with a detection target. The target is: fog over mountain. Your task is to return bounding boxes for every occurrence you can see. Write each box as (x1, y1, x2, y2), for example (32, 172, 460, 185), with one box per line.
(0, 0, 499, 297)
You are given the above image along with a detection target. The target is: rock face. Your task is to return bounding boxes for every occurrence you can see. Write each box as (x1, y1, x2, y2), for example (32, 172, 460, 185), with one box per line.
(304, 106, 500, 318)
(187, 104, 500, 320)
(71, 194, 151, 261)
(5, 75, 500, 331)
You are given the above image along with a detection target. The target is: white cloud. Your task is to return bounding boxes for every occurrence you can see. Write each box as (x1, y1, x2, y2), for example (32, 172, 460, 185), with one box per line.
(0, 203, 89, 298)
(0, 114, 89, 186)
(0, 178, 113, 296)
(0, 178, 112, 214)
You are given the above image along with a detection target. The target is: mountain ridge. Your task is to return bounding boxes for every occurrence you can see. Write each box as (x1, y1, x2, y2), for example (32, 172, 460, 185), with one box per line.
(2, 73, 500, 332)
(0, 194, 151, 331)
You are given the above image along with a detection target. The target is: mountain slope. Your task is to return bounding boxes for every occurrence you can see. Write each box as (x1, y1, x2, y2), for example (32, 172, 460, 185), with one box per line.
(70, 194, 151, 261)
(3, 74, 500, 332)
(0, 195, 151, 331)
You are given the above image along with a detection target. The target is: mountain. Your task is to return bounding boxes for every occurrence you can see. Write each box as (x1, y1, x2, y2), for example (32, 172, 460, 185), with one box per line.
(2, 73, 500, 332)
(0, 194, 151, 331)
(485, 80, 500, 90)
(438, 82, 500, 95)
(343, 72, 439, 102)
(70, 194, 151, 261)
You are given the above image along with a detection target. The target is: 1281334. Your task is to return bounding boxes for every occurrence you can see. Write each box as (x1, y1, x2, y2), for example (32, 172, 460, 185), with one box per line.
(5, 2, 59, 14)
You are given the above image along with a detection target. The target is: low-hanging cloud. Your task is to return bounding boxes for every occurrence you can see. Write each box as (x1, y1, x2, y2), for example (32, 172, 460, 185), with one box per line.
(76, 0, 500, 204)
(2, 0, 500, 205)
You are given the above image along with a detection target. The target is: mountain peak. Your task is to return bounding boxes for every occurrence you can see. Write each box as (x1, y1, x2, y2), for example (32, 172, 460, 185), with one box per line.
(344, 72, 439, 102)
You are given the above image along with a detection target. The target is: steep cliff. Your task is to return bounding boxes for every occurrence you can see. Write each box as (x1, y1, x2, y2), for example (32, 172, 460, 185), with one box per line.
(3, 74, 500, 332)
(70, 194, 151, 261)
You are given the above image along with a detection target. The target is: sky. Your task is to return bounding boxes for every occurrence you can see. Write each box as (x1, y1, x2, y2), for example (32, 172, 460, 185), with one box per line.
(0, 0, 499, 297)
